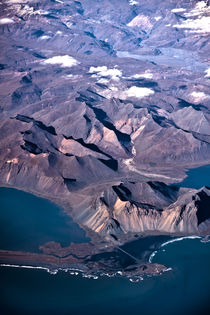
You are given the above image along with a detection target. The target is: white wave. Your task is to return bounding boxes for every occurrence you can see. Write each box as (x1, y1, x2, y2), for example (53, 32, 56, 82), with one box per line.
(163, 267, 172, 273)
(148, 250, 158, 263)
(0, 264, 86, 276)
(160, 236, 201, 248)
(148, 236, 201, 263)
(116, 271, 123, 275)
(0, 263, 51, 273)
(129, 278, 140, 283)
(82, 274, 98, 279)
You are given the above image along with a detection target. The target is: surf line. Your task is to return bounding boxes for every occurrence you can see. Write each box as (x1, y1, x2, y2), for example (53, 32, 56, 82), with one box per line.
(0, 263, 88, 276)
(160, 236, 201, 248)
(148, 235, 201, 263)
(0, 263, 53, 273)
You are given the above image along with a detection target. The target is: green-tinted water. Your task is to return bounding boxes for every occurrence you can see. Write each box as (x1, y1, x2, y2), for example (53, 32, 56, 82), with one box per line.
(178, 164, 210, 189)
(0, 187, 89, 252)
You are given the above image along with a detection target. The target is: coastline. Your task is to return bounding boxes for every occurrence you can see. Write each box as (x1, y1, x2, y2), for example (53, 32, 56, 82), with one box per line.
(0, 234, 206, 280)
(0, 183, 208, 245)
(0, 181, 209, 279)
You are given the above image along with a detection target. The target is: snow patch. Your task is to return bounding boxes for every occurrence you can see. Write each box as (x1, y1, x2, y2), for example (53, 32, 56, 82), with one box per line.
(40, 35, 51, 40)
(205, 68, 210, 78)
(127, 14, 152, 28)
(6, 158, 18, 164)
(154, 16, 162, 21)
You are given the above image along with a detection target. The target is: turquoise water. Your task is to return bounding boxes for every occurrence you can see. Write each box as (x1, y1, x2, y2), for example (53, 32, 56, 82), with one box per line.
(0, 187, 89, 252)
(1, 237, 210, 315)
(177, 164, 210, 189)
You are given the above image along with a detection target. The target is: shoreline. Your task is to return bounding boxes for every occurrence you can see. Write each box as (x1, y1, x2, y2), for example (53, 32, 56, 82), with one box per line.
(1, 160, 209, 246)
(0, 235, 206, 280)
(148, 235, 202, 263)
(0, 184, 208, 245)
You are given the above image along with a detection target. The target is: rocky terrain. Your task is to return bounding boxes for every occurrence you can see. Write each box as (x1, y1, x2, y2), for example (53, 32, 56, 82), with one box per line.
(0, 0, 210, 245)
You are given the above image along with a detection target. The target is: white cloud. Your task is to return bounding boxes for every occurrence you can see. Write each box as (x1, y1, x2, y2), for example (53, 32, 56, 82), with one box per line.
(89, 66, 107, 73)
(171, 8, 186, 13)
(89, 66, 122, 81)
(43, 55, 79, 67)
(173, 2, 210, 33)
(173, 16, 210, 33)
(205, 68, 210, 78)
(99, 85, 154, 99)
(39, 9, 50, 15)
(0, 18, 14, 24)
(131, 73, 153, 79)
(184, 1, 210, 17)
(97, 78, 109, 84)
(125, 86, 154, 98)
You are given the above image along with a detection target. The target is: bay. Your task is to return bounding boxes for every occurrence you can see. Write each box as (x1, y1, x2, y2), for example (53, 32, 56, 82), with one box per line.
(0, 187, 89, 252)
